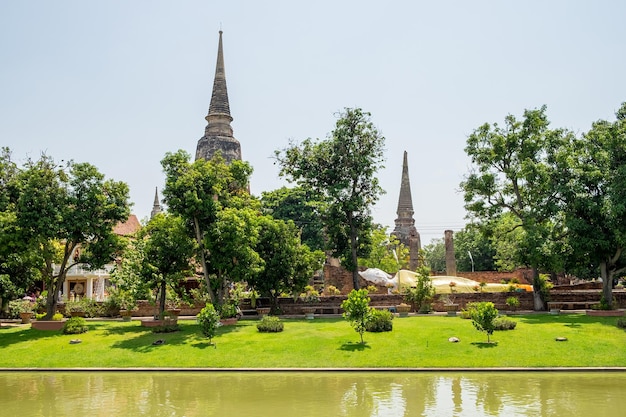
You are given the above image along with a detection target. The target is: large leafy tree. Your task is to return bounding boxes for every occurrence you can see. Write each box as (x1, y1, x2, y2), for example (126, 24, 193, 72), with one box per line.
(161, 150, 252, 305)
(275, 108, 386, 289)
(138, 213, 196, 318)
(15, 154, 130, 318)
(461, 106, 570, 310)
(423, 238, 445, 273)
(453, 224, 496, 272)
(558, 103, 626, 308)
(204, 205, 264, 304)
(0, 148, 40, 305)
(260, 186, 326, 251)
(247, 215, 325, 311)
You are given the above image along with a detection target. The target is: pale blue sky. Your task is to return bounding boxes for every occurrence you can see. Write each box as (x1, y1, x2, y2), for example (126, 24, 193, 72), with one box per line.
(2, 1, 625, 244)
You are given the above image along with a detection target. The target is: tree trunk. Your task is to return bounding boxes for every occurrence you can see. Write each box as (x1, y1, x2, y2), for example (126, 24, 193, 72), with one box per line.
(531, 268, 545, 311)
(193, 216, 217, 304)
(158, 279, 166, 319)
(599, 261, 614, 309)
(349, 213, 359, 290)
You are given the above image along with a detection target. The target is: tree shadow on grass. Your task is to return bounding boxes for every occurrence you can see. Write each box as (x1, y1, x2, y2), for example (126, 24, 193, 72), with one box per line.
(471, 341, 499, 348)
(339, 341, 371, 351)
(191, 341, 217, 349)
(0, 323, 68, 349)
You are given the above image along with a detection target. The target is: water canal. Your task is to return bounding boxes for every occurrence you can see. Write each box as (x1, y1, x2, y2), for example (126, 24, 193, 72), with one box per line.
(1, 371, 623, 416)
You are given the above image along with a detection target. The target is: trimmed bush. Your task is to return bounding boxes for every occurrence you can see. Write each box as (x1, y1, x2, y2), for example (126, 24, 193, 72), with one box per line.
(366, 309, 393, 332)
(257, 316, 284, 333)
(494, 317, 517, 331)
(63, 317, 88, 334)
(617, 318, 626, 330)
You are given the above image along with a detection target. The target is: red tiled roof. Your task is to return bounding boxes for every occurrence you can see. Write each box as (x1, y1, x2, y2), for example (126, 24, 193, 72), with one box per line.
(113, 214, 141, 236)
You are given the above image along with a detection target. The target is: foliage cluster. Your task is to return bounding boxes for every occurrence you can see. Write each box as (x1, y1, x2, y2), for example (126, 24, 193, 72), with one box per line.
(63, 298, 103, 318)
(256, 316, 284, 333)
(365, 309, 393, 332)
(62, 316, 88, 334)
(505, 296, 520, 310)
(300, 285, 320, 303)
(8, 299, 33, 317)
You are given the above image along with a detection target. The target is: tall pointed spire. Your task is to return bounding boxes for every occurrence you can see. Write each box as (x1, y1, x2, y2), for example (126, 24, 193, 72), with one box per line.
(195, 30, 242, 163)
(150, 187, 162, 219)
(392, 151, 421, 269)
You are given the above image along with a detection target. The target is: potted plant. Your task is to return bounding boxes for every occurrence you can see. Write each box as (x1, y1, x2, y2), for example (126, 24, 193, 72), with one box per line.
(300, 285, 320, 319)
(9, 300, 34, 324)
(403, 266, 435, 313)
(396, 303, 411, 317)
(31, 312, 66, 330)
(440, 294, 459, 316)
(219, 302, 240, 325)
(506, 296, 520, 313)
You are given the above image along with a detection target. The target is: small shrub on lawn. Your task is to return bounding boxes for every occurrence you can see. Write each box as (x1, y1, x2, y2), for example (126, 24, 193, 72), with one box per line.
(257, 316, 284, 333)
(366, 309, 393, 332)
(197, 303, 220, 343)
(617, 318, 626, 330)
(63, 317, 88, 334)
(494, 317, 517, 331)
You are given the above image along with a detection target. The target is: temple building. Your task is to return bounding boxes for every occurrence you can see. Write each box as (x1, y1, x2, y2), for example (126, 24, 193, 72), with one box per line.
(391, 151, 421, 270)
(195, 31, 242, 163)
(150, 187, 162, 219)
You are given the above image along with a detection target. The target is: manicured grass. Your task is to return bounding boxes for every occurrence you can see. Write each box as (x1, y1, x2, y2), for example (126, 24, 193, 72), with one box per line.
(1, 313, 625, 368)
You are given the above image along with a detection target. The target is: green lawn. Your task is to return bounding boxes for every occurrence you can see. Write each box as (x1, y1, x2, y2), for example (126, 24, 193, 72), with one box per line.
(1, 314, 625, 368)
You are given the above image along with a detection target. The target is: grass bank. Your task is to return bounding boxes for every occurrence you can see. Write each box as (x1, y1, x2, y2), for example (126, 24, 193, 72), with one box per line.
(1, 313, 625, 368)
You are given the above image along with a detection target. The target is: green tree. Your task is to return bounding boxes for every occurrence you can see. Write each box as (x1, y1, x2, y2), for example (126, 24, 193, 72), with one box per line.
(138, 213, 196, 318)
(0, 148, 39, 305)
(161, 150, 252, 305)
(247, 215, 325, 312)
(275, 108, 386, 289)
(468, 301, 499, 343)
(197, 303, 220, 344)
(204, 205, 264, 305)
(453, 224, 496, 272)
(260, 186, 326, 251)
(461, 106, 570, 310)
(403, 265, 435, 312)
(341, 288, 372, 344)
(16, 155, 130, 318)
(558, 103, 626, 308)
(423, 238, 445, 273)
(359, 225, 409, 273)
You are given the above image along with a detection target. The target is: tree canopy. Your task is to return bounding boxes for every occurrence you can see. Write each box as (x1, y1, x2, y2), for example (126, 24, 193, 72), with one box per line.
(461, 106, 570, 309)
(274, 108, 386, 289)
(10, 152, 130, 318)
(557, 102, 626, 307)
(260, 186, 326, 252)
(247, 215, 325, 311)
(161, 150, 253, 305)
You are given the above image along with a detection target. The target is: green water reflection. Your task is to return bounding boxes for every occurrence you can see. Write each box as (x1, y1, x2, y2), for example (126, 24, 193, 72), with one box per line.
(1, 371, 624, 416)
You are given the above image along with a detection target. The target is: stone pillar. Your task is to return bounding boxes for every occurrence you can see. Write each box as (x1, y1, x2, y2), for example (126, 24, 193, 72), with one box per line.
(444, 230, 457, 276)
